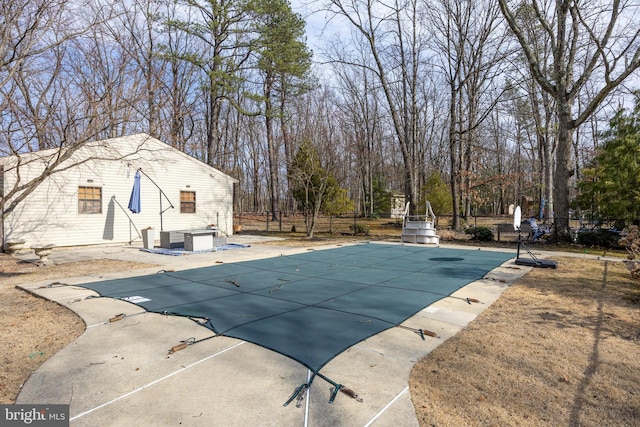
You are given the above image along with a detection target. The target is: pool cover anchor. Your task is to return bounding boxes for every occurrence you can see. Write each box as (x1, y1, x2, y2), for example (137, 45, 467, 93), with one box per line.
(397, 324, 438, 340)
(420, 328, 438, 338)
(108, 313, 126, 323)
(167, 335, 217, 354)
(107, 311, 148, 324)
(295, 385, 308, 408)
(284, 383, 308, 407)
(339, 386, 363, 402)
(284, 371, 364, 406)
(328, 385, 364, 403)
(317, 372, 363, 404)
(168, 337, 195, 354)
(169, 342, 189, 353)
(187, 315, 210, 325)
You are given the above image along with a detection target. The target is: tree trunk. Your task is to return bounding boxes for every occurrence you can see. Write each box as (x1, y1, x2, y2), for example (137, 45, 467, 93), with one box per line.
(449, 84, 461, 230)
(280, 87, 293, 214)
(265, 75, 279, 221)
(206, 82, 222, 167)
(554, 105, 574, 235)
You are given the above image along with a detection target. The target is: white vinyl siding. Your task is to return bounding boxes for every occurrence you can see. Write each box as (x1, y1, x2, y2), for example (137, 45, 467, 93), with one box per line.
(1, 134, 237, 248)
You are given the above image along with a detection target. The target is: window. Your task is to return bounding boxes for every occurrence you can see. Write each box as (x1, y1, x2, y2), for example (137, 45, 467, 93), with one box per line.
(180, 191, 196, 213)
(78, 186, 102, 214)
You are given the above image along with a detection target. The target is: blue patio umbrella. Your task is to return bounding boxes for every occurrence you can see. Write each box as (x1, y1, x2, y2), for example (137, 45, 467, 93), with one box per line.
(128, 170, 141, 213)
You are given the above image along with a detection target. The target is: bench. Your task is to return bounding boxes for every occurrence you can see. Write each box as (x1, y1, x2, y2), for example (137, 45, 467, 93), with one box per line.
(496, 223, 531, 242)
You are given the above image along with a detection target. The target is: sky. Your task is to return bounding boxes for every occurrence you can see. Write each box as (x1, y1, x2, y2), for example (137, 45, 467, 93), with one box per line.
(292, 0, 351, 56)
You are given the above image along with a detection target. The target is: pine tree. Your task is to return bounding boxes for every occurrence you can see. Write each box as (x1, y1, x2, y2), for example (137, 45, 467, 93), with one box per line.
(248, 0, 312, 220)
(574, 96, 640, 226)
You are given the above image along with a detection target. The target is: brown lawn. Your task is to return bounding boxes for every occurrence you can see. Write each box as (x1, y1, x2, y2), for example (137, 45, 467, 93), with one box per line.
(410, 257, 640, 426)
(0, 256, 155, 403)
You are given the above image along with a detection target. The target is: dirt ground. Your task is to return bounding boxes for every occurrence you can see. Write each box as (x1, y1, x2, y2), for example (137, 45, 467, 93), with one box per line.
(2, 240, 639, 426)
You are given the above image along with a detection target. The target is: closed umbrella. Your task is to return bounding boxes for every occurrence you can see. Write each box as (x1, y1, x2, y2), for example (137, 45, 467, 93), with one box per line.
(128, 170, 141, 213)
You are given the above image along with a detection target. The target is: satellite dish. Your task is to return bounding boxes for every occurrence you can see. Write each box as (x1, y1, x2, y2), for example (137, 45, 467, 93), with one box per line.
(513, 206, 521, 231)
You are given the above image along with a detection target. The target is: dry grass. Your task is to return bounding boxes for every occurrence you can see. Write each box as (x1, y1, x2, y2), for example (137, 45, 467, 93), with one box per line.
(0, 255, 155, 404)
(235, 214, 469, 247)
(410, 257, 640, 426)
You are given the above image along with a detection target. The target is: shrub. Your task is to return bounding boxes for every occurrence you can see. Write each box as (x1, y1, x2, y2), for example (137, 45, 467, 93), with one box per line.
(349, 223, 370, 235)
(464, 226, 494, 242)
(576, 229, 620, 248)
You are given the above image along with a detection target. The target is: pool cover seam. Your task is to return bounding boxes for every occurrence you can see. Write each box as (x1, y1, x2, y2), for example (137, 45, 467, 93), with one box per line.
(155, 265, 445, 336)
(157, 244, 481, 291)
(150, 266, 486, 337)
(152, 256, 469, 313)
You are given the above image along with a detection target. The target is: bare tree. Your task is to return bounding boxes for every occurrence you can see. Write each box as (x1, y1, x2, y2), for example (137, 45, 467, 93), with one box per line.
(332, 38, 386, 217)
(1, 0, 85, 151)
(1, 0, 145, 228)
(155, 1, 201, 151)
(72, 20, 142, 139)
(429, 0, 509, 228)
(498, 0, 640, 235)
(101, 0, 168, 138)
(324, 0, 432, 214)
(1, 0, 66, 92)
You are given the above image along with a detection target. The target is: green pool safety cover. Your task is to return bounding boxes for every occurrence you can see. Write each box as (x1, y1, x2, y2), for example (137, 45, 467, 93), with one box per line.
(81, 244, 513, 380)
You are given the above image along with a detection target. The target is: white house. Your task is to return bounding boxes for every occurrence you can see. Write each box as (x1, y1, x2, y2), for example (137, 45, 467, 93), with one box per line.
(1, 134, 237, 250)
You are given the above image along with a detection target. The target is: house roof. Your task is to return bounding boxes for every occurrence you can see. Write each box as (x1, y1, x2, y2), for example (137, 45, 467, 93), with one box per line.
(0, 133, 238, 184)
